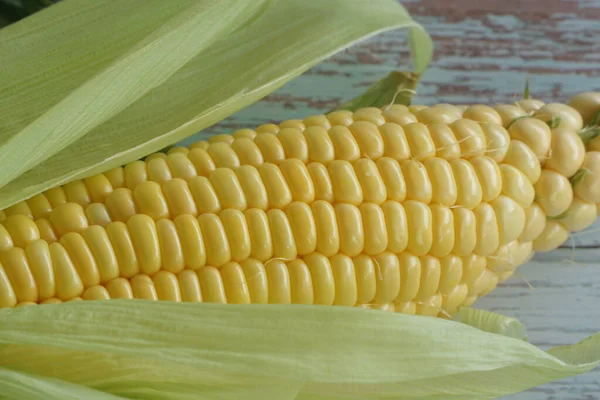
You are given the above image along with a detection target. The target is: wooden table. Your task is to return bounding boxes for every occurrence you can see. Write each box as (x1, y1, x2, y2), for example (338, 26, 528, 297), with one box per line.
(193, 1, 600, 398)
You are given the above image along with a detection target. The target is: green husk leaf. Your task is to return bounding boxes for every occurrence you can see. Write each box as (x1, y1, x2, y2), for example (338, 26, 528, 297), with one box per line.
(547, 115, 562, 129)
(570, 168, 591, 188)
(0, 301, 598, 400)
(0, 0, 432, 209)
(453, 307, 528, 341)
(522, 76, 531, 99)
(336, 71, 421, 112)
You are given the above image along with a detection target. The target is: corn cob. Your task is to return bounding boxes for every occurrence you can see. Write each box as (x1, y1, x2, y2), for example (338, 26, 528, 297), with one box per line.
(1, 93, 599, 318)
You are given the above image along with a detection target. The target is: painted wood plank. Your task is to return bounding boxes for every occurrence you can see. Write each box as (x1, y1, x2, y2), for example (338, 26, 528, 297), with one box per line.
(179, 1, 600, 398)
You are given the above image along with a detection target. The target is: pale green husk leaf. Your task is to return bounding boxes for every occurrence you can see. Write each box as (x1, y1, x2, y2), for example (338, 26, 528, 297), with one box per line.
(0, 0, 432, 209)
(0, 301, 598, 400)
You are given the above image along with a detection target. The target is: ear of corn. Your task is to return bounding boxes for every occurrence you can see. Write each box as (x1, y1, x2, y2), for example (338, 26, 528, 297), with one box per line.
(1, 93, 599, 317)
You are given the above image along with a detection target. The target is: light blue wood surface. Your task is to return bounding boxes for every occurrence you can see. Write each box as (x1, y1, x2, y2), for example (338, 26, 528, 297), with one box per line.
(185, 1, 600, 398)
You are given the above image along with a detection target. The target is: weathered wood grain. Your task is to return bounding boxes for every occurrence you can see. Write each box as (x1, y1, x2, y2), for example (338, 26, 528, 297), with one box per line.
(182, 1, 600, 398)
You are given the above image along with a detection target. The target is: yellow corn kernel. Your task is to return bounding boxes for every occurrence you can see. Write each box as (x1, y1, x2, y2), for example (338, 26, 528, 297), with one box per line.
(328, 126, 361, 161)
(134, 181, 170, 220)
(245, 209, 273, 262)
(258, 163, 292, 209)
(198, 267, 227, 303)
(163, 179, 197, 217)
(382, 107, 419, 126)
(198, 213, 231, 268)
(416, 106, 459, 125)
(516, 99, 545, 112)
(501, 140, 541, 184)
(105, 277, 134, 299)
(416, 293, 443, 317)
(82, 285, 110, 301)
(508, 118, 551, 159)
(278, 128, 308, 162)
(534, 170, 574, 217)
(25, 240, 55, 300)
(349, 121, 384, 160)
(27, 194, 53, 219)
(3, 214, 40, 248)
(334, 203, 364, 257)
(63, 180, 92, 207)
(124, 160, 148, 190)
(187, 148, 216, 176)
(463, 105, 502, 125)
(568, 92, 600, 125)
(106, 221, 139, 277)
(156, 219, 185, 274)
(380, 123, 411, 161)
(265, 259, 291, 304)
(231, 138, 263, 167)
(167, 153, 197, 181)
(286, 202, 317, 256)
(239, 258, 267, 304)
(146, 156, 172, 185)
(210, 168, 247, 211)
(220, 209, 251, 262)
(4, 201, 34, 220)
(353, 254, 377, 304)
(397, 252, 422, 303)
(403, 123, 436, 160)
(49, 203, 89, 238)
(60, 232, 100, 287)
(234, 166, 268, 210)
(533, 221, 569, 252)
(428, 124, 461, 160)
(83, 225, 119, 283)
(450, 119, 487, 158)
(381, 201, 408, 254)
(288, 259, 314, 305)
(279, 119, 305, 131)
(559, 197, 597, 232)
(424, 157, 457, 206)
(279, 159, 315, 203)
(473, 203, 500, 256)
(543, 129, 585, 178)
(49, 243, 84, 301)
(303, 115, 330, 129)
(573, 152, 600, 203)
(493, 104, 527, 127)
(373, 252, 401, 304)
(45, 187, 67, 208)
(177, 269, 202, 302)
(0, 224, 12, 252)
(480, 123, 510, 163)
(354, 158, 387, 204)
(207, 142, 240, 169)
(491, 195, 526, 245)
(353, 107, 386, 125)
(2, 248, 38, 303)
(254, 133, 285, 164)
(304, 126, 334, 163)
(84, 203, 112, 227)
(438, 255, 463, 294)
(327, 110, 354, 126)
(329, 160, 363, 205)
(308, 162, 333, 203)
(329, 254, 357, 306)
(442, 283, 469, 315)
(130, 274, 158, 300)
(520, 203, 546, 243)
(304, 252, 335, 305)
(105, 188, 138, 222)
(499, 164, 535, 208)
(83, 174, 113, 203)
(451, 158, 482, 209)
(470, 156, 502, 202)
(209, 134, 235, 145)
(376, 157, 406, 202)
(404, 200, 432, 256)
(534, 103, 583, 131)
(429, 204, 454, 258)
(360, 203, 388, 256)
(402, 160, 432, 204)
(452, 207, 477, 256)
